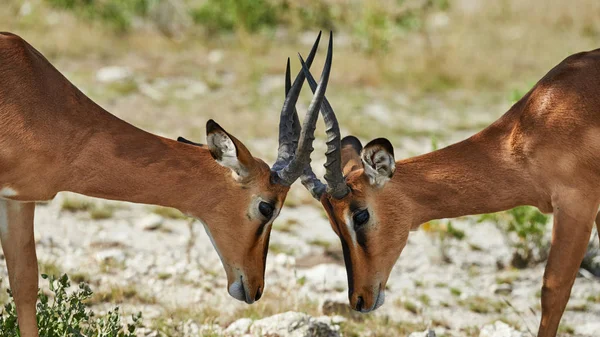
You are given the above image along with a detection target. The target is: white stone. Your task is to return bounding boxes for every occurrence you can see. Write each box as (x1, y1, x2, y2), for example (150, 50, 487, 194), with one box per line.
(409, 330, 437, 337)
(479, 321, 525, 337)
(575, 322, 600, 336)
(250, 312, 339, 337)
(137, 214, 164, 231)
(208, 50, 224, 64)
(225, 318, 253, 335)
(364, 102, 392, 124)
(95, 249, 126, 264)
(96, 66, 132, 83)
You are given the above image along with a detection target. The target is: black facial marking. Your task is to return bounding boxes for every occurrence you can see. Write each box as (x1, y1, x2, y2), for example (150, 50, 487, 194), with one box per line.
(323, 198, 354, 297)
(356, 230, 368, 252)
(256, 221, 268, 237)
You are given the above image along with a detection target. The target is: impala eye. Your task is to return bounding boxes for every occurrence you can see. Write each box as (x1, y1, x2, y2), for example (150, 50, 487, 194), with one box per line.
(259, 201, 275, 219)
(352, 209, 370, 228)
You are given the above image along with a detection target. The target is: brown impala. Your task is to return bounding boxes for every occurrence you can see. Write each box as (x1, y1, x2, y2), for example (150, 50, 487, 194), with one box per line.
(0, 31, 333, 336)
(299, 49, 600, 336)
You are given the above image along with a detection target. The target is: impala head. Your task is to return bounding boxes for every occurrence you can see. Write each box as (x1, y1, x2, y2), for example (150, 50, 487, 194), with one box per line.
(298, 58, 404, 313)
(177, 32, 334, 304)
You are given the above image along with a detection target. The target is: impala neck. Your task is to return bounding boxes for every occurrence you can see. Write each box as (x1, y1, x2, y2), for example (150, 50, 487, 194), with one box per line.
(395, 125, 539, 226)
(64, 120, 228, 213)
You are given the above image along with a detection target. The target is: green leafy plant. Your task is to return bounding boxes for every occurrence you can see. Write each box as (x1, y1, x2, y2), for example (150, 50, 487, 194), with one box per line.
(191, 0, 278, 34)
(0, 274, 142, 336)
(479, 206, 550, 268)
(46, 0, 153, 32)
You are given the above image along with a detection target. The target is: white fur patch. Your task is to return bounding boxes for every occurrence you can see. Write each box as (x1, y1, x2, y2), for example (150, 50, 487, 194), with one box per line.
(362, 148, 395, 188)
(207, 131, 248, 180)
(344, 213, 358, 246)
(0, 187, 18, 198)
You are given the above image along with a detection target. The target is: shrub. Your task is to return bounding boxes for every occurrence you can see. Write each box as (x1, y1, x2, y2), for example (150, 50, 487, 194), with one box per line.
(46, 0, 153, 32)
(0, 274, 142, 336)
(191, 0, 278, 34)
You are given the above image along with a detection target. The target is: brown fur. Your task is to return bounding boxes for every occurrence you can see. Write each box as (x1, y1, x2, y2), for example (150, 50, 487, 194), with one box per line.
(0, 32, 290, 336)
(321, 49, 600, 336)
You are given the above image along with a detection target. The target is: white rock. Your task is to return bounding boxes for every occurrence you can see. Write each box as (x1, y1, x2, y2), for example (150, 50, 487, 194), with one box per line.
(96, 66, 132, 83)
(250, 311, 339, 337)
(296, 264, 346, 292)
(409, 330, 437, 337)
(95, 249, 125, 264)
(19, 2, 32, 16)
(137, 81, 164, 101)
(225, 318, 253, 335)
(137, 214, 164, 231)
(479, 321, 525, 337)
(492, 283, 513, 295)
(575, 322, 600, 335)
(364, 102, 391, 124)
(208, 50, 224, 64)
(258, 75, 282, 96)
(174, 80, 209, 100)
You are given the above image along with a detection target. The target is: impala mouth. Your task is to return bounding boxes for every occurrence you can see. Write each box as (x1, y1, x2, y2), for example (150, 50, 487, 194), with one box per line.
(359, 284, 385, 313)
(228, 275, 258, 304)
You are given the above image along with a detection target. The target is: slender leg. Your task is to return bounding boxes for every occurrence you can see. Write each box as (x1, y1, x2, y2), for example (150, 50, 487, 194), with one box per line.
(0, 200, 39, 337)
(593, 210, 600, 283)
(538, 195, 596, 337)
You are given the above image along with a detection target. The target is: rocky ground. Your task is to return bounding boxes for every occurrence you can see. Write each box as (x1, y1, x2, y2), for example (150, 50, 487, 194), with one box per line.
(1, 182, 599, 336)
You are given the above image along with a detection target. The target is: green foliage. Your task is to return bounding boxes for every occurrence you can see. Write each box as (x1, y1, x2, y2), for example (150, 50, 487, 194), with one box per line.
(479, 206, 550, 268)
(46, 0, 153, 32)
(0, 274, 142, 336)
(191, 0, 278, 33)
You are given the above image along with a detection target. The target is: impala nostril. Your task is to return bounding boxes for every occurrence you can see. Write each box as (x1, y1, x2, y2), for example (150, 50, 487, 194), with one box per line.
(356, 296, 364, 312)
(255, 286, 263, 301)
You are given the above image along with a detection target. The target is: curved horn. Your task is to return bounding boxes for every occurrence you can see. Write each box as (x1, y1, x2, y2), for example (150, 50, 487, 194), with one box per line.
(298, 50, 350, 199)
(272, 31, 322, 172)
(277, 32, 333, 185)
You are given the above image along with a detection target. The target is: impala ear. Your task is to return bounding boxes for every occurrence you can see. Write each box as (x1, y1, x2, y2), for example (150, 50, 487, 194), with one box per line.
(361, 138, 395, 188)
(206, 119, 255, 181)
(341, 136, 363, 175)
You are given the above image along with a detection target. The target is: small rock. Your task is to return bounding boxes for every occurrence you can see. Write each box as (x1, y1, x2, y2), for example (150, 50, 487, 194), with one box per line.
(364, 102, 391, 124)
(575, 322, 600, 335)
(208, 50, 224, 64)
(492, 283, 513, 295)
(95, 249, 125, 264)
(409, 330, 437, 337)
(137, 214, 164, 231)
(96, 66, 132, 83)
(258, 75, 282, 96)
(479, 321, 525, 337)
(174, 80, 209, 100)
(225, 318, 253, 335)
(250, 311, 339, 337)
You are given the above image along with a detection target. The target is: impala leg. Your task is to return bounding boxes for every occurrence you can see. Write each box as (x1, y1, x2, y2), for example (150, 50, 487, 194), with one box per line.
(0, 200, 39, 337)
(538, 197, 596, 337)
(592, 210, 600, 286)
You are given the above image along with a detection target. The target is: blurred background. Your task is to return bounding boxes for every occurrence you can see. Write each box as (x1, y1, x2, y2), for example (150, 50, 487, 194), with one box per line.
(1, 0, 600, 336)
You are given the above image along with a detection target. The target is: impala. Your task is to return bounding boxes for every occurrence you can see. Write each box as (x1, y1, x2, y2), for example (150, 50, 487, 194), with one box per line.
(0, 31, 333, 336)
(299, 49, 600, 336)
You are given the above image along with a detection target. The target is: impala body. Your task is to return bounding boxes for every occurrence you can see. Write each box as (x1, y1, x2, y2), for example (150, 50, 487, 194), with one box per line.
(300, 49, 600, 336)
(0, 31, 333, 336)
